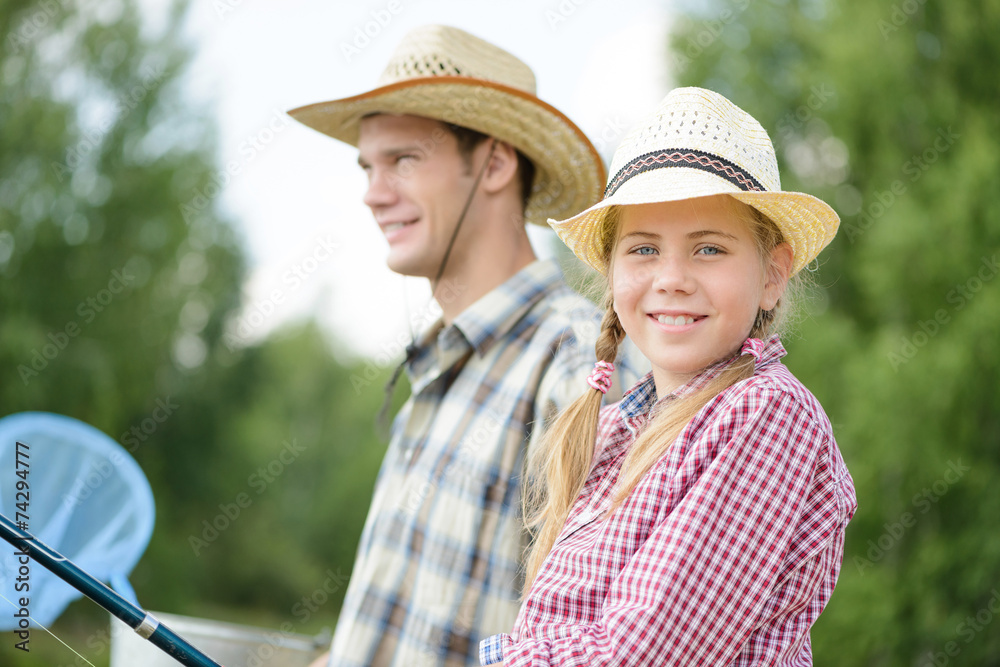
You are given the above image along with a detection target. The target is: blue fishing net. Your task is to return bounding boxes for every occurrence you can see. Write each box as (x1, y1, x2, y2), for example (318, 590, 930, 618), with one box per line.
(0, 412, 154, 629)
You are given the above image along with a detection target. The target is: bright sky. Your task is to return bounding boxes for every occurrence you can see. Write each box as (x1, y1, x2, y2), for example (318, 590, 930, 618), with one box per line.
(179, 0, 673, 360)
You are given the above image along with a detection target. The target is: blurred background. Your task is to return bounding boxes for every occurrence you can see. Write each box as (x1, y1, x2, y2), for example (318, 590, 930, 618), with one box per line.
(1, 0, 998, 665)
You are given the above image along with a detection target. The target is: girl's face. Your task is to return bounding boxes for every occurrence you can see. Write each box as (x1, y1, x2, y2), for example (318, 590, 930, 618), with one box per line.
(611, 196, 791, 395)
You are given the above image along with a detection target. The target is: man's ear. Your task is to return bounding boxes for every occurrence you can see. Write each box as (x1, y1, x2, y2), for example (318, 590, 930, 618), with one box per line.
(480, 140, 519, 194)
(760, 242, 793, 311)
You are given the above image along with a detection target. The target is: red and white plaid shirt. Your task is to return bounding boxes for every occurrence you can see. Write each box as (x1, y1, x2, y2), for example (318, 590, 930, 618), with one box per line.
(480, 336, 856, 666)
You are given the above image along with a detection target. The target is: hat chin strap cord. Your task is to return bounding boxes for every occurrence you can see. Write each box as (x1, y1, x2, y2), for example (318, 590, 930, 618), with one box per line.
(431, 139, 497, 292)
(376, 139, 497, 435)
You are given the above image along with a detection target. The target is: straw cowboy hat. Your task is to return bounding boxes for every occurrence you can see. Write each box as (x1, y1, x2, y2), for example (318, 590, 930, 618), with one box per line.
(288, 24, 605, 224)
(549, 86, 840, 275)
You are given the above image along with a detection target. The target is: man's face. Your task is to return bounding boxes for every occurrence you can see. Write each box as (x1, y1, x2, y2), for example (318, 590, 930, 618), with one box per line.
(357, 114, 477, 278)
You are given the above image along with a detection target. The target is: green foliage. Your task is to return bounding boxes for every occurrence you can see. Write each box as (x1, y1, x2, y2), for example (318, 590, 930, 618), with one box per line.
(0, 1, 398, 665)
(670, 0, 1000, 663)
(133, 322, 393, 625)
(1, 0, 243, 425)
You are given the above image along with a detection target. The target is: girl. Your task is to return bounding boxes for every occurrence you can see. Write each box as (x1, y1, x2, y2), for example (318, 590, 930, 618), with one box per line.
(480, 88, 857, 665)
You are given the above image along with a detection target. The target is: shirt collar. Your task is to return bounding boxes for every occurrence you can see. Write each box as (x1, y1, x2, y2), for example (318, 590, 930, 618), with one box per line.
(450, 259, 565, 357)
(617, 335, 787, 435)
(406, 259, 565, 384)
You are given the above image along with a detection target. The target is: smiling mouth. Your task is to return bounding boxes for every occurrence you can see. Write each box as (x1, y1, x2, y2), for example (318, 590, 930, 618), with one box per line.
(654, 314, 703, 326)
(382, 219, 417, 233)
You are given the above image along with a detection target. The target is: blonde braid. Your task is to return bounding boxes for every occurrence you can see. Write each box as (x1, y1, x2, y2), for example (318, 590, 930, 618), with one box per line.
(522, 298, 625, 595)
(595, 293, 626, 363)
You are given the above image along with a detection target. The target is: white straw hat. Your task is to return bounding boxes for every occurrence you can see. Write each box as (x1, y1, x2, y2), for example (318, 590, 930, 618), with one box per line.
(288, 24, 605, 224)
(548, 87, 840, 275)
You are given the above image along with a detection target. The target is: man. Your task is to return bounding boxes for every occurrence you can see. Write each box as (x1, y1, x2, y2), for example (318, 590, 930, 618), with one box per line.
(291, 25, 640, 667)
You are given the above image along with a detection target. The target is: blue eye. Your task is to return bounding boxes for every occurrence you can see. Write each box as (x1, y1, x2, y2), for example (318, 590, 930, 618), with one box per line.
(698, 246, 722, 256)
(634, 246, 656, 256)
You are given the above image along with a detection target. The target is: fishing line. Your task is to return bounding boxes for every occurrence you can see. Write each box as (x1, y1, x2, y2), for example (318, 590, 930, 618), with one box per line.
(0, 591, 98, 667)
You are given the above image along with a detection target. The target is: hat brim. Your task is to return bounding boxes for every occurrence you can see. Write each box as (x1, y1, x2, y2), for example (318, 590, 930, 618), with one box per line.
(548, 167, 840, 275)
(288, 77, 605, 225)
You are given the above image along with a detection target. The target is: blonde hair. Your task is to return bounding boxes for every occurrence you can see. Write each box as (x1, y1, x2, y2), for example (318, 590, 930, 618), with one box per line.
(522, 196, 803, 596)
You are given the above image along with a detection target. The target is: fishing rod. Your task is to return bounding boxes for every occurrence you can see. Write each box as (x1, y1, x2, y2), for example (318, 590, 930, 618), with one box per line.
(0, 512, 223, 667)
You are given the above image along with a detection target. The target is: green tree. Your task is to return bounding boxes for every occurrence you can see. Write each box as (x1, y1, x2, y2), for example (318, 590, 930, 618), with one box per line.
(0, 0, 402, 664)
(0, 0, 247, 663)
(670, 0, 1000, 664)
(134, 322, 393, 629)
(1, 0, 243, 424)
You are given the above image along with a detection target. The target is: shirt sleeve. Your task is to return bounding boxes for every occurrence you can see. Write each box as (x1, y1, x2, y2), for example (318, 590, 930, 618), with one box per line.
(480, 633, 513, 665)
(506, 388, 836, 666)
(528, 328, 593, 451)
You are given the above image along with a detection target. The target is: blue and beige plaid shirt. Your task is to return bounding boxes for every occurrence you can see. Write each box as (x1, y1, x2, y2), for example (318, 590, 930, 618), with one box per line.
(328, 259, 642, 666)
